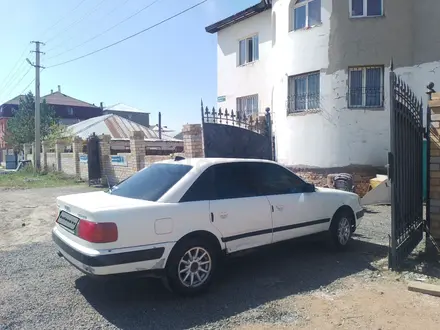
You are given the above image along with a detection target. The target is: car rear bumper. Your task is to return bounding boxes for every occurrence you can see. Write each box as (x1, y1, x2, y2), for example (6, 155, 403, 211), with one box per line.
(52, 227, 172, 277)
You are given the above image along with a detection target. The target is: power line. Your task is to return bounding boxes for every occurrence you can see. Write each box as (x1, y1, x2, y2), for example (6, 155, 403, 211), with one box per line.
(0, 67, 32, 104)
(0, 45, 30, 93)
(19, 78, 36, 96)
(40, 0, 89, 40)
(45, 0, 107, 44)
(47, 0, 209, 69)
(46, 0, 161, 60)
(46, 0, 133, 55)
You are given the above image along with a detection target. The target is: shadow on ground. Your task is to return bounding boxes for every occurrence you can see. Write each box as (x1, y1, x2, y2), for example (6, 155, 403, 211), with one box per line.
(75, 238, 388, 330)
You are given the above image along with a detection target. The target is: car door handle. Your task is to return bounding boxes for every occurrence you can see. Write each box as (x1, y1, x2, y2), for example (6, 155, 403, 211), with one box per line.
(219, 212, 228, 219)
(276, 205, 284, 211)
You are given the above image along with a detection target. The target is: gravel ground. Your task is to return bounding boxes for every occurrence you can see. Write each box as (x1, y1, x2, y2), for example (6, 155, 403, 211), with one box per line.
(0, 188, 439, 330)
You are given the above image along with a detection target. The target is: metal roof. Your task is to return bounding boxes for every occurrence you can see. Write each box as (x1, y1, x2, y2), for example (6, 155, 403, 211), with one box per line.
(67, 114, 182, 142)
(104, 103, 149, 114)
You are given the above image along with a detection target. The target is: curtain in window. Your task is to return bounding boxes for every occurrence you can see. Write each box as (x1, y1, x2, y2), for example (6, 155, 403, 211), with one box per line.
(239, 40, 246, 65)
(294, 77, 307, 110)
(308, 0, 321, 26)
(365, 67, 381, 107)
(307, 73, 320, 109)
(294, 5, 306, 30)
(351, 0, 364, 16)
(349, 70, 363, 106)
(247, 38, 254, 63)
(367, 0, 382, 16)
(252, 35, 259, 61)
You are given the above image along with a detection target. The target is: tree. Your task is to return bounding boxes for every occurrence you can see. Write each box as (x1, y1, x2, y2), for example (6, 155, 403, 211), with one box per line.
(5, 91, 67, 149)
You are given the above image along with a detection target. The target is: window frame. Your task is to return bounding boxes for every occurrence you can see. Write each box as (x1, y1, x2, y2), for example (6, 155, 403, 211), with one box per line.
(287, 71, 321, 114)
(349, 0, 383, 18)
(290, 0, 322, 32)
(348, 65, 384, 109)
(236, 94, 259, 118)
(238, 34, 259, 66)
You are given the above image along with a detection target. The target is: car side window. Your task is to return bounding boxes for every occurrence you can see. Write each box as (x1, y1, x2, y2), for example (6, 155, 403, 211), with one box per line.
(211, 162, 259, 200)
(251, 163, 307, 195)
(179, 168, 214, 202)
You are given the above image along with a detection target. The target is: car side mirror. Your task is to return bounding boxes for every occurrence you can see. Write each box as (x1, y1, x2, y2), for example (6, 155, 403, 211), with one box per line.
(304, 183, 315, 193)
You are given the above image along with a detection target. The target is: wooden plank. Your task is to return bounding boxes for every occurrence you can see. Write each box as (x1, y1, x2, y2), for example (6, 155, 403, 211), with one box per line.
(408, 281, 440, 297)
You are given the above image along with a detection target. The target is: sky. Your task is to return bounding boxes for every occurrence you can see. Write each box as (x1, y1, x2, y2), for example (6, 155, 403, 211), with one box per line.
(0, 0, 258, 132)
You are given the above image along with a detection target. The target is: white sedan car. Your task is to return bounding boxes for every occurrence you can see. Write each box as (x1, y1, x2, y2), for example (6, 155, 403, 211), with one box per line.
(53, 157, 364, 296)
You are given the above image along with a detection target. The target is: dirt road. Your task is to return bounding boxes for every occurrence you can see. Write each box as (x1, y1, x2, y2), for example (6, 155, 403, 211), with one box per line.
(1, 187, 439, 329)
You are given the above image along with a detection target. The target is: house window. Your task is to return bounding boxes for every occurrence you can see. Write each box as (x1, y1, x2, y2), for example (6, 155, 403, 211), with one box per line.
(236, 94, 259, 118)
(348, 66, 384, 108)
(238, 35, 259, 66)
(290, 0, 321, 31)
(67, 107, 74, 116)
(350, 0, 383, 18)
(288, 71, 320, 113)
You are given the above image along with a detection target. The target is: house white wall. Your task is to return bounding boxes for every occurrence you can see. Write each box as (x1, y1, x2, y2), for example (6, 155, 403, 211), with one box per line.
(217, 10, 272, 114)
(214, 0, 439, 168)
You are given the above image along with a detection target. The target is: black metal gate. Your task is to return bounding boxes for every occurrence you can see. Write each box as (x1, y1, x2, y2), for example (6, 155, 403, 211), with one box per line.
(87, 133, 102, 185)
(388, 68, 425, 269)
(201, 101, 274, 160)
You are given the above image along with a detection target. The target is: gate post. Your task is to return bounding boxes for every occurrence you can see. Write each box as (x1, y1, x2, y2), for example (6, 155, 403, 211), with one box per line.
(182, 124, 203, 158)
(99, 135, 111, 184)
(55, 140, 65, 172)
(41, 141, 49, 170)
(428, 91, 440, 246)
(130, 131, 146, 172)
(72, 137, 82, 179)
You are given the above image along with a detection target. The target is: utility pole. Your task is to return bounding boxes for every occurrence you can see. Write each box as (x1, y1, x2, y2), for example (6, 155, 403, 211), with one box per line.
(27, 41, 45, 170)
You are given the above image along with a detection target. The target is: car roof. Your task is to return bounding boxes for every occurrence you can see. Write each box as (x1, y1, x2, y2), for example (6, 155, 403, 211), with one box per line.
(158, 157, 277, 171)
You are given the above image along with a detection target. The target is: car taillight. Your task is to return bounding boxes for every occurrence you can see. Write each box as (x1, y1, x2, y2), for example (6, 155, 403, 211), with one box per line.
(77, 219, 118, 243)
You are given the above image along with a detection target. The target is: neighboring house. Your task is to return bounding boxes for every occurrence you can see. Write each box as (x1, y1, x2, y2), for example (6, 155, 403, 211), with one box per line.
(0, 85, 102, 148)
(205, 0, 440, 168)
(67, 114, 183, 155)
(103, 103, 150, 127)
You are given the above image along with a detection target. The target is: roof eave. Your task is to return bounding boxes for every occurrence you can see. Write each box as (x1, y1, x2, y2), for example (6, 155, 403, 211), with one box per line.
(205, 0, 271, 34)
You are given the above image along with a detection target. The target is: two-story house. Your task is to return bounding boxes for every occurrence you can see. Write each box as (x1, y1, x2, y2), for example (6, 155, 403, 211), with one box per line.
(0, 85, 102, 148)
(206, 0, 440, 169)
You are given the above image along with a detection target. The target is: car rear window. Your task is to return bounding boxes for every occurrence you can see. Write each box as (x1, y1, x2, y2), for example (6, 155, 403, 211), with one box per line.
(108, 163, 192, 201)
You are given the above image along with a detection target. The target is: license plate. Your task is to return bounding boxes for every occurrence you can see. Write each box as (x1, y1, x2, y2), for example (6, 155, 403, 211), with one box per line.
(57, 211, 79, 231)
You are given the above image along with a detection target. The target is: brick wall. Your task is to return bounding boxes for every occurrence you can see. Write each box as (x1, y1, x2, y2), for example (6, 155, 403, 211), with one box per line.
(21, 126, 209, 184)
(46, 153, 56, 170)
(429, 93, 440, 241)
(60, 153, 75, 176)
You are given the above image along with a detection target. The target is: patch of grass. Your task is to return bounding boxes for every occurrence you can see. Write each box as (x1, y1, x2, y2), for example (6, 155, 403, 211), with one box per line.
(0, 166, 82, 189)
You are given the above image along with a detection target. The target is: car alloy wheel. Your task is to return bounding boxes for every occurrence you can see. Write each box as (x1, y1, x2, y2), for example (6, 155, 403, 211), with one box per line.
(178, 247, 212, 288)
(337, 217, 351, 246)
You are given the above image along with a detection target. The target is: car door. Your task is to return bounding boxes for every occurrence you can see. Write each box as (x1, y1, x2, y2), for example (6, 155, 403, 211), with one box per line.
(207, 162, 273, 253)
(252, 163, 330, 243)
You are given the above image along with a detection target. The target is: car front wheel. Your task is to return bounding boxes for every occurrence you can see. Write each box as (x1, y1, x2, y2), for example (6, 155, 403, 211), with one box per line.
(165, 238, 217, 296)
(330, 210, 354, 250)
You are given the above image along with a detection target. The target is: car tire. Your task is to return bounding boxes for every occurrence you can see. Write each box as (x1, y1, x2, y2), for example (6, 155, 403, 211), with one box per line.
(165, 238, 218, 296)
(330, 210, 354, 250)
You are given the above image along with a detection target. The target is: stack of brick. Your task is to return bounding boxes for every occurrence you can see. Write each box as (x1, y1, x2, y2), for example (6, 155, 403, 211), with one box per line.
(429, 93, 440, 241)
